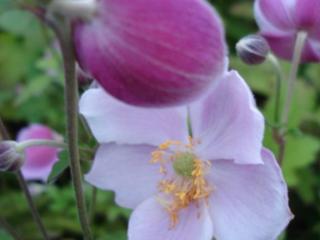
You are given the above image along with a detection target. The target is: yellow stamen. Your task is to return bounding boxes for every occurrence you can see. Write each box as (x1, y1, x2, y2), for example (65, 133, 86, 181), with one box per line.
(159, 140, 181, 150)
(159, 180, 176, 194)
(159, 165, 167, 174)
(150, 139, 212, 228)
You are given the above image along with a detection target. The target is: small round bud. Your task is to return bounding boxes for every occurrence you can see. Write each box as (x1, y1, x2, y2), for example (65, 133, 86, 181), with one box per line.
(0, 141, 24, 172)
(236, 34, 270, 65)
(49, 0, 97, 21)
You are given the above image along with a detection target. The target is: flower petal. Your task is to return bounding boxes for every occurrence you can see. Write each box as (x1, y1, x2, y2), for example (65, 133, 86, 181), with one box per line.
(18, 124, 60, 182)
(295, 0, 320, 31)
(207, 148, 293, 240)
(79, 87, 188, 146)
(190, 71, 264, 164)
(85, 144, 162, 209)
(263, 33, 320, 62)
(254, 0, 292, 36)
(309, 38, 320, 60)
(73, 0, 226, 107)
(255, 0, 295, 31)
(128, 197, 213, 240)
(22, 165, 56, 183)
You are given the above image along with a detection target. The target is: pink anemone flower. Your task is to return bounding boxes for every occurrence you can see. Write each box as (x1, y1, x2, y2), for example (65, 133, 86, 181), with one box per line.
(80, 71, 292, 240)
(18, 124, 62, 182)
(73, 0, 227, 107)
(254, 0, 320, 62)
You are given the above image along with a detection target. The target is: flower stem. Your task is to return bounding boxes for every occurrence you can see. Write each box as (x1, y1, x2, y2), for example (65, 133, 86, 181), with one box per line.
(57, 21, 92, 239)
(0, 217, 22, 240)
(0, 117, 10, 140)
(89, 187, 97, 224)
(266, 54, 286, 164)
(281, 31, 308, 128)
(276, 31, 307, 164)
(24, 14, 92, 236)
(267, 53, 283, 124)
(16, 140, 67, 151)
(0, 117, 49, 239)
(16, 171, 49, 240)
(15, 139, 93, 157)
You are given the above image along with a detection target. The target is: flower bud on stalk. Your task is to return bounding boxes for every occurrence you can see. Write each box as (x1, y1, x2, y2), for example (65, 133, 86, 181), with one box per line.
(0, 141, 24, 172)
(236, 34, 270, 65)
(73, 0, 227, 107)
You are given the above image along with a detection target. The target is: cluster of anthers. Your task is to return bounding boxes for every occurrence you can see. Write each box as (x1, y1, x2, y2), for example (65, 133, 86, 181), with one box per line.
(150, 137, 213, 228)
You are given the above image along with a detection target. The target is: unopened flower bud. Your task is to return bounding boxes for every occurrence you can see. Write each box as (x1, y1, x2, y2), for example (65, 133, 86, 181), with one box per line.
(236, 34, 270, 65)
(0, 141, 24, 172)
(49, 0, 97, 21)
(73, 0, 227, 107)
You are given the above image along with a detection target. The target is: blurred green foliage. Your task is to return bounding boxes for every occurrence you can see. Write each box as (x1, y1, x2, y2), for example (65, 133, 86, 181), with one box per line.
(0, 0, 319, 239)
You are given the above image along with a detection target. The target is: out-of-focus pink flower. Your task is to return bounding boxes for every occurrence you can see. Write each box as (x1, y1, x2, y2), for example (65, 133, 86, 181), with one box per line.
(17, 124, 62, 182)
(254, 0, 320, 62)
(73, 0, 227, 107)
(80, 71, 292, 240)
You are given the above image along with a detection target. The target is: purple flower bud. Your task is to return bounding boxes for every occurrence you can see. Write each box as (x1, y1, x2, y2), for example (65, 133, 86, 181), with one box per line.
(73, 0, 227, 107)
(0, 141, 24, 172)
(236, 34, 270, 65)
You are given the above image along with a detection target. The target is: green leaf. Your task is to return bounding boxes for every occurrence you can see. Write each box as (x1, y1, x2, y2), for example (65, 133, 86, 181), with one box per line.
(0, 35, 36, 84)
(0, 10, 37, 36)
(0, 230, 13, 240)
(262, 77, 319, 186)
(99, 231, 127, 240)
(264, 126, 319, 186)
(15, 75, 52, 105)
(230, 57, 275, 95)
(47, 150, 69, 184)
(282, 134, 319, 186)
(0, 0, 15, 15)
(295, 168, 319, 204)
(277, 231, 286, 240)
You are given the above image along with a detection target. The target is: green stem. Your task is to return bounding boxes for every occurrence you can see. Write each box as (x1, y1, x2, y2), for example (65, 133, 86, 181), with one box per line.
(281, 31, 308, 128)
(0, 117, 49, 239)
(277, 31, 307, 164)
(267, 54, 286, 164)
(186, 107, 193, 138)
(15, 139, 93, 156)
(57, 21, 92, 239)
(0, 121, 22, 240)
(0, 118, 10, 140)
(80, 115, 93, 140)
(16, 140, 67, 151)
(89, 187, 97, 224)
(16, 171, 49, 240)
(0, 217, 22, 240)
(267, 53, 283, 124)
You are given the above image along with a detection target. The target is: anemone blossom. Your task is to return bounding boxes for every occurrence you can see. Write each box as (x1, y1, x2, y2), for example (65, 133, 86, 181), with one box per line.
(80, 71, 292, 240)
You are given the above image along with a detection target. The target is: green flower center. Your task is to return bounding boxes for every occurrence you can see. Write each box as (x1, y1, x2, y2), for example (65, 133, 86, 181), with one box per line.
(173, 152, 195, 177)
